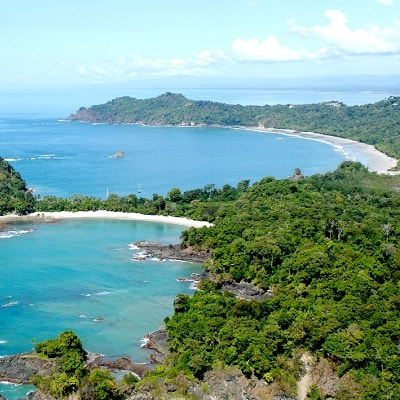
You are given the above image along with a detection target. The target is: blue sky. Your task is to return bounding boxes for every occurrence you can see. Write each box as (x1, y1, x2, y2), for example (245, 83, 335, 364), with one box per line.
(1, 0, 400, 89)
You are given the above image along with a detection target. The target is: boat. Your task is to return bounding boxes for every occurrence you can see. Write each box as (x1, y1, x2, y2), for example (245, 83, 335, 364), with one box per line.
(137, 183, 142, 194)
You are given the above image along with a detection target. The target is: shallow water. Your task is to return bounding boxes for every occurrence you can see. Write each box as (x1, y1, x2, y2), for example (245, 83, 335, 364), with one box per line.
(0, 218, 200, 360)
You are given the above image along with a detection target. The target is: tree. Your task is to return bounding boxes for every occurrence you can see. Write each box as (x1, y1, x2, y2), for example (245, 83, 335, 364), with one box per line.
(167, 187, 182, 202)
(80, 370, 122, 400)
(152, 193, 166, 212)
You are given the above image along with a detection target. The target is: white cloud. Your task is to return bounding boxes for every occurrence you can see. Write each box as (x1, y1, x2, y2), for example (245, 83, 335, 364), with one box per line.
(231, 36, 314, 61)
(77, 65, 107, 77)
(376, 0, 394, 5)
(290, 9, 400, 56)
(76, 50, 227, 80)
(73, 9, 400, 81)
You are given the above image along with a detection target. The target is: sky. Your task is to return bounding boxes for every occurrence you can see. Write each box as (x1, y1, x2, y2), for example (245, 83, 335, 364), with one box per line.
(0, 0, 399, 91)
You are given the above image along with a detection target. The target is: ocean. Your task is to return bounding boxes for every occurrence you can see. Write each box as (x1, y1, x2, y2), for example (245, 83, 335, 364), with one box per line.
(0, 86, 397, 398)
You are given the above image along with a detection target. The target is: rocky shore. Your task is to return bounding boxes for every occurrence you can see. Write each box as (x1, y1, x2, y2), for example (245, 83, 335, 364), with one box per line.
(141, 329, 169, 364)
(0, 351, 152, 385)
(133, 240, 210, 263)
(0, 353, 53, 384)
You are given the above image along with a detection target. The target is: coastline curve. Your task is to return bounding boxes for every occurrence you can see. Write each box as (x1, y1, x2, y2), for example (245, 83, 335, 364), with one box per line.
(235, 126, 399, 175)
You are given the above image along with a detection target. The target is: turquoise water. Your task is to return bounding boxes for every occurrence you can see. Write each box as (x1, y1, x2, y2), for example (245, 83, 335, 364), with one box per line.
(0, 219, 201, 399)
(0, 383, 35, 399)
(0, 219, 198, 359)
(0, 111, 347, 399)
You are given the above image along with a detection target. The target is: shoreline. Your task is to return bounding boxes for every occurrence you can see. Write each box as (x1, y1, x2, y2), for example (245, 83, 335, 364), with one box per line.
(0, 211, 212, 228)
(235, 126, 399, 175)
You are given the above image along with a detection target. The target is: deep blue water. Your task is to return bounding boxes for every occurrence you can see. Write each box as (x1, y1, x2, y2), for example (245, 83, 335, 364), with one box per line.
(1, 117, 347, 199)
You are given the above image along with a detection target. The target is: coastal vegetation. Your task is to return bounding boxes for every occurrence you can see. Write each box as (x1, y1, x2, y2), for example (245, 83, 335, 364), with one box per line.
(32, 330, 125, 399)
(161, 162, 400, 399)
(34, 181, 248, 221)
(69, 92, 400, 161)
(0, 157, 35, 215)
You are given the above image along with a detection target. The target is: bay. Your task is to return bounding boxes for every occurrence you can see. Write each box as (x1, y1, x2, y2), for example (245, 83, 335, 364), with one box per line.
(0, 218, 200, 400)
(1, 117, 346, 199)
(0, 218, 199, 359)
(0, 113, 349, 359)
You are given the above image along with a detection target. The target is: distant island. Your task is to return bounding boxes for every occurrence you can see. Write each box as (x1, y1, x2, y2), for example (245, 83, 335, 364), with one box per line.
(68, 92, 400, 162)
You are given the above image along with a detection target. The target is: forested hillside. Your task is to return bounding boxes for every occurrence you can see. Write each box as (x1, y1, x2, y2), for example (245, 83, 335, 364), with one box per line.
(69, 93, 400, 160)
(0, 157, 35, 215)
(160, 162, 400, 399)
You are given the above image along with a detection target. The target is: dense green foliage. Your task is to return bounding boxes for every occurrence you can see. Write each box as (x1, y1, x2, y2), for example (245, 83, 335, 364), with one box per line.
(0, 157, 35, 215)
(162, 162, 400, 399)
(33, 331, 123, 399)
(69, 93, 400, 161)
(35, 181, 250, 222)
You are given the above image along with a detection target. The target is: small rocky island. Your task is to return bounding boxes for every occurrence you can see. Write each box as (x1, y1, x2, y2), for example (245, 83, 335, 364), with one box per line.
(108, 151, 126, 158)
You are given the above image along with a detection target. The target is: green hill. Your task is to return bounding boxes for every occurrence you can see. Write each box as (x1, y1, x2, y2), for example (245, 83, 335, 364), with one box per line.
(162, 162, 400, 398)
(0, 157, 35, 215)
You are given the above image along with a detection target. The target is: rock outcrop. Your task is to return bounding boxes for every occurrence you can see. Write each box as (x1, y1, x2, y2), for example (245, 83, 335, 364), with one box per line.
(133, 241, 210, 263)
(0, 353, 54, 384)
(220, 280, 273, 301)
(142, 329, 169, 364)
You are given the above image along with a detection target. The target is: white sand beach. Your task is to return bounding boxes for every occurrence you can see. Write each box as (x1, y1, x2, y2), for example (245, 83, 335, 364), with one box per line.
(0, 211, 212, 228)
(240, 127, 399, 175)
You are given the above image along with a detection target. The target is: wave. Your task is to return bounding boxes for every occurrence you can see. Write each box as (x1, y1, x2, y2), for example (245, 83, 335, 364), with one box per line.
(79, 290, 112, 297)
(0, 381, 21, 385)
(0, 233, 15, 239)
(0, 228, 34, 239)
(4, 158, 21, 162)
(6, 154, 65, 162)
(140, 336, 149, 347)
(1, 301, 18, 308)
(0, 340, 8, 344)
(38, 154, 56, 159)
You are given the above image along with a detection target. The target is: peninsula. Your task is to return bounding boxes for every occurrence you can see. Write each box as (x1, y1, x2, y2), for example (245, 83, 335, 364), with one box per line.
(69, 92, 400, 165)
